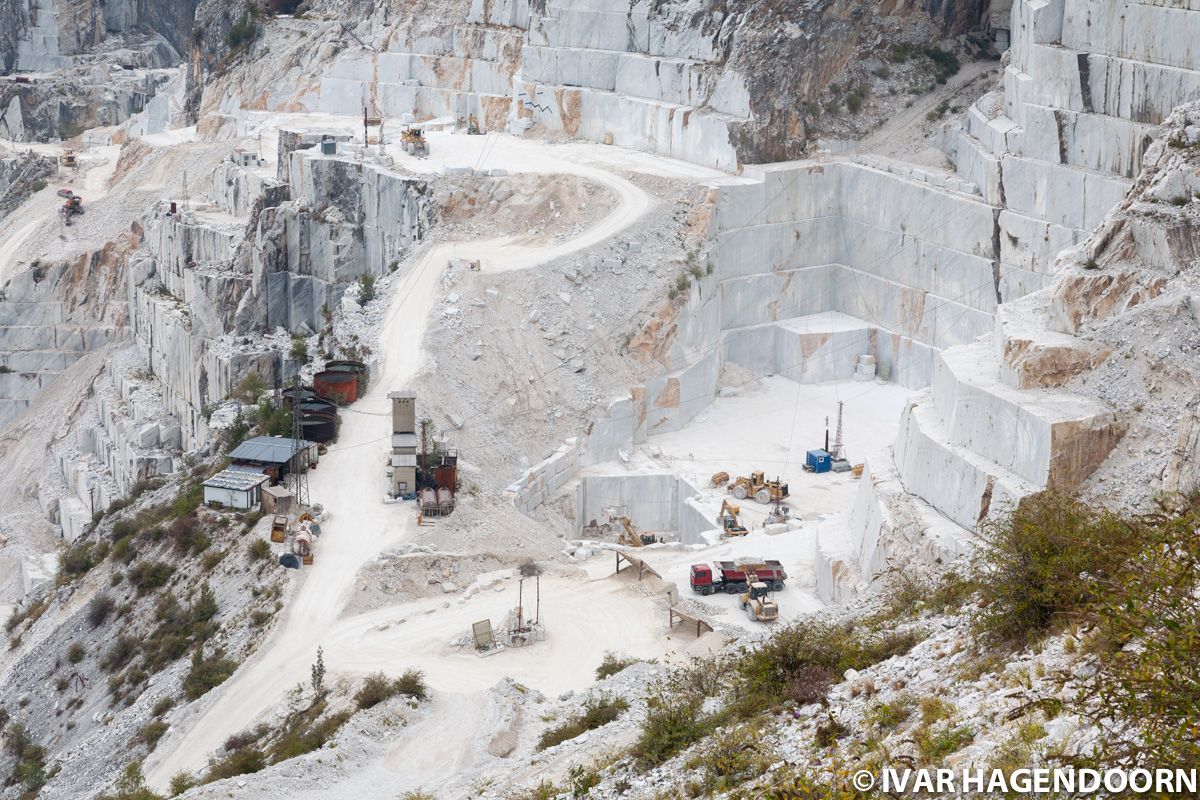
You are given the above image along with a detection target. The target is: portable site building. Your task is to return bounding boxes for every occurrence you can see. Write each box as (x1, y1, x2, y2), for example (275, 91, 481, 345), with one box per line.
(203, 470, 269, 510)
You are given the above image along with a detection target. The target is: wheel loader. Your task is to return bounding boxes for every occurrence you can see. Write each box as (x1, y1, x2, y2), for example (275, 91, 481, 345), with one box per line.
(728, 471, 789, 505)
(739, 581, 779, 623)
(401, 126, 428, 157)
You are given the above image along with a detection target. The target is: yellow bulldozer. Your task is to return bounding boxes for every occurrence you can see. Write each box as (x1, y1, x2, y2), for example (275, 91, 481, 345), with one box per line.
(717, 499, 747, 537)
(729, 471, 789, 505)
(739, 581, 779, 623)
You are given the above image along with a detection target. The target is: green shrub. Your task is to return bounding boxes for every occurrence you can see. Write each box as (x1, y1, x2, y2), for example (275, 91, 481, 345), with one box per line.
(113, 534, 137, 564)
(247, 538, 271, 562)
(731, 621, 919, 715)
(94, 762, 165, 800)
(392, 668, 427, 700)
(971, 492, 1150, 645)
(924, 46, 960, 83)
(358, 273, 376, 304)
(537, 695, 629, 750)
(140, 719, 169, 749)
(152, 697, 175, 717)
(224, 13, 257, 49)
(915, 723, 975, 764)
(205, 746, 265, 781)
(168, 515, 209, 554)
(168, 772, 195, 797)
(128, 561, 174, 594)
(595, 652, 639, 680)
(845, 91, 863, 113)
(631, 691, 708, 770)
(170, 482, 203, 518)
(354, 672, 398, 709)
(60, 541, 102, 578)
(353, 670, 427, 710)
(865, 694, 913, 730)
(184, 649, 238, 700)
(102, 635, 140, 672)
(67, 641, 86, 664)
(88, 594, 116, 627)
(289, 334, 310, 365)
(1083, 495, 1200, 768)
(5, 722, 47, 795)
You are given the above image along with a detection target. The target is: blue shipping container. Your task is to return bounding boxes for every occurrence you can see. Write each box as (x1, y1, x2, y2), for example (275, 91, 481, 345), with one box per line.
(806, 449, 832, 473)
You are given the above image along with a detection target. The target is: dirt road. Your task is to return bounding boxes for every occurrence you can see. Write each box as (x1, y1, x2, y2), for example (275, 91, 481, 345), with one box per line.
(144, 130, 680, 789)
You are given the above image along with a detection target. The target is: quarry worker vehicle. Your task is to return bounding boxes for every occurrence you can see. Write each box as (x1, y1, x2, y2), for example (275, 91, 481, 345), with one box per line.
(401, 126, 429, 157)
(717, 499, 747, 537)
(617, 516, 657, 547)
(59, 193, 84, 225)
(710, 471, 729, 488)
(689, 559, 786, 596)
(729, 471, 789, 505)
(740, 581, 779, 623)
(60, 149, 77, 168)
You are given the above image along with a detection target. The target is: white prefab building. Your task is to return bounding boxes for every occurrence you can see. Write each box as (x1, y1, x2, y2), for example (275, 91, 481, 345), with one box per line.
(203, 469, 269, 510)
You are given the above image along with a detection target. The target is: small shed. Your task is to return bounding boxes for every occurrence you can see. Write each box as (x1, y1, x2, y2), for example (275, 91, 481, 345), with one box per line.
(203, 470, 269, 510)
(231, 148, 261, 167)
(262, 485, 296, 515)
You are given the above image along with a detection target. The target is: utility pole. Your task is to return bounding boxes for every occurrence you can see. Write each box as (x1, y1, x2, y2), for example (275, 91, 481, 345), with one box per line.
(289, 377, 310, 507)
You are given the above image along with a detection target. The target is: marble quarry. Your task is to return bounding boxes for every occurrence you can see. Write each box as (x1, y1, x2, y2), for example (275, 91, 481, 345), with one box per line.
(509, 0, 1200, 603)
(213, 0, 747, 171)
(128, 146, 431, 449)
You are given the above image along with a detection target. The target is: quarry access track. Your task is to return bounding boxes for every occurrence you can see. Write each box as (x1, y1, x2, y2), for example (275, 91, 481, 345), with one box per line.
(144, 132, 691, 790)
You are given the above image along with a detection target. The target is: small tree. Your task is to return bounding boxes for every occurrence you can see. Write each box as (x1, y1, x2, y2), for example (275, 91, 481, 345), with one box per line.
(311, 646, 326, 696)
(358, 273, 377, 304)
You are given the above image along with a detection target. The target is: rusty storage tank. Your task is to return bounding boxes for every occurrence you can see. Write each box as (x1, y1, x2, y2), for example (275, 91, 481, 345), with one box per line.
(437, 487, 454, 514)
(324, 359, 367, 376)
(313, 370, 358, 405)
(300, 411, 337, 443)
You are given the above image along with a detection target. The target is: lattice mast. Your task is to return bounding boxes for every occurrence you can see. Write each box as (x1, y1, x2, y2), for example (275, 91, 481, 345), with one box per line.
(289, 378, 311, 507)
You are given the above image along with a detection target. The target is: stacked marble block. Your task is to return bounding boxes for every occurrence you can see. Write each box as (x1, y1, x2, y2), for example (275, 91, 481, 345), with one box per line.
(712, 161, 1017, 360)
(0, 267, 119, 430)
(14, 0, 73, 71)
(299, 0, 746, 170)
(517, 0, 747, 170)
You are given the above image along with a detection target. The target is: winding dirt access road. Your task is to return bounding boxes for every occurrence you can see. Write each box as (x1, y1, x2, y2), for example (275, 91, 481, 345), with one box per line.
(145, 131, 696, 790)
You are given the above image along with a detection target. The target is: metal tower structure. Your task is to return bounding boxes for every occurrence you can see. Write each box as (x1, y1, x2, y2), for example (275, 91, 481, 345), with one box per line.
(830, 401, 845, 461)
(288, 379, 311, 507)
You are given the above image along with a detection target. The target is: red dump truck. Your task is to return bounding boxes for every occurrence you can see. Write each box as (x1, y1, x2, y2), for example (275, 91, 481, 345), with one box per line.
(690, 559, 787, 595)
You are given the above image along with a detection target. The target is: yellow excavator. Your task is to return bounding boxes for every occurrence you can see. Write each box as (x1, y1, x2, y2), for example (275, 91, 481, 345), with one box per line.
(616, 516, 657, 547)
(740, 581, 779, 623)
(717, 499, 747, 537)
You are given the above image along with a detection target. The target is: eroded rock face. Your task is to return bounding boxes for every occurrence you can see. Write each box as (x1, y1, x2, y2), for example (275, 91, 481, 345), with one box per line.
(1049, 267, 1169, 335)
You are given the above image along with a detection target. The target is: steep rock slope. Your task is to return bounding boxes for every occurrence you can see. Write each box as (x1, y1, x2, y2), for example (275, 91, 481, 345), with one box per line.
(189, 0, 992, 169)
